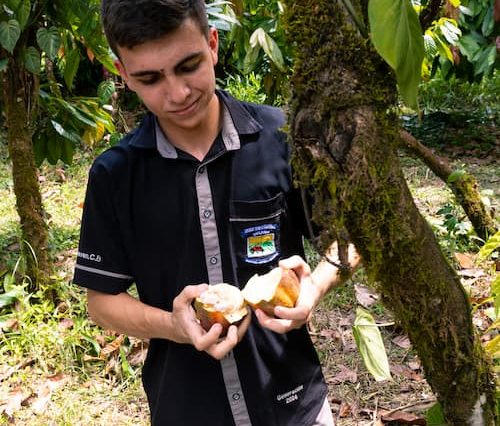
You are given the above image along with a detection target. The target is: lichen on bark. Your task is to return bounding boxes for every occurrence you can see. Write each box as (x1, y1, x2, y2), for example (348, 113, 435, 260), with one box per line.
(283, 0, 497, 424)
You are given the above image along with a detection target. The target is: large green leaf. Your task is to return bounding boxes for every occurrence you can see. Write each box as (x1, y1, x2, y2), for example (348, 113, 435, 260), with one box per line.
(477, 230, 500, 262)
(51, 119, 81, 144)
(0, 19, 21, 53)
(63, 48, 80, 88)
(14, 0, 31, 30)
(60, 138, 75, 165)
(249, 28, 285, 72)
(473, 44, 496, 76)
(3, 0, 21, 10)
(46, 133, 63, 165)
(352, 307, 392, 382)
(456, 33, 482, 62)
(21, 46, 40, 74)
(36, 27, 61, 60)
(33, 131, 48, 166)
(368, 0, 424, 109)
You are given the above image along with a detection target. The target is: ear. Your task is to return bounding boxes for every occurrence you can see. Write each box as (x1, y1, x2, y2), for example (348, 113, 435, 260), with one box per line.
(208, 27, 219, 66)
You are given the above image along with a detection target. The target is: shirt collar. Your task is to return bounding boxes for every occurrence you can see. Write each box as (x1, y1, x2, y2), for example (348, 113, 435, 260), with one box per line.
(129, 90, 262, 158)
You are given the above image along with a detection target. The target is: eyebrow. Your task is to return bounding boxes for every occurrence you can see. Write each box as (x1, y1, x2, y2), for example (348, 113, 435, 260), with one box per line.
(129, 51, 203, 77)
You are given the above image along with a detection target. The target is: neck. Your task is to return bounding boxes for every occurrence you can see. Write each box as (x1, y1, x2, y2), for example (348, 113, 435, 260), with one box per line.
(158, 95, 221, 161)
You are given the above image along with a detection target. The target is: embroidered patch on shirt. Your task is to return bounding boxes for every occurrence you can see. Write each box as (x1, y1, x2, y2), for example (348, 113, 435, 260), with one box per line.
(241, 224, 279, 264)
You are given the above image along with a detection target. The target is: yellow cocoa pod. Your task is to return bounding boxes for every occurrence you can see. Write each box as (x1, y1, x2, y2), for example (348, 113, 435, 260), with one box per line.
(242, 267, 300, 316)
(194, 283, 248, 335)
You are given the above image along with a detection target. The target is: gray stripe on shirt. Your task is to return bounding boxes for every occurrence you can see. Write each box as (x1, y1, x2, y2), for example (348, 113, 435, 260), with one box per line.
(75, 264, 133, 280)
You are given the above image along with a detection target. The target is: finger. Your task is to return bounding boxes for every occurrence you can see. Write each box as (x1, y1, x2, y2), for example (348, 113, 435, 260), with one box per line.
(278, 255, 311, 276)
(255, 309, 296, 334)
(175, 284, 209, 306)
(207, 325, 239, 359)
(273, 305, 310, 321)
(237, 309, 252, 340)
(191, 322, 223, 352)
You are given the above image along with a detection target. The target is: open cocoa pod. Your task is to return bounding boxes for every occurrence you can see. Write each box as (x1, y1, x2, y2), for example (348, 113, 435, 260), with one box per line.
(194, 283, 248, 335)
(241, 267, 300, 316)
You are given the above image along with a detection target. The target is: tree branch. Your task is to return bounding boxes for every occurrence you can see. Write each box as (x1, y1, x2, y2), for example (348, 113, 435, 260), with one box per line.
(399, 129, 497, 241)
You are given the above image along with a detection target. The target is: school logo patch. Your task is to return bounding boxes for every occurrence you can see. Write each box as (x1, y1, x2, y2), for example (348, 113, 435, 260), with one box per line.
(241, 223, 279, 264)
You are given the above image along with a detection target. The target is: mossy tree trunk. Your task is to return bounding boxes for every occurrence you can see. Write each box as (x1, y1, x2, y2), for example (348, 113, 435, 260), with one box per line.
(1, 53, 50, 289)
(283, 1, 496, 424)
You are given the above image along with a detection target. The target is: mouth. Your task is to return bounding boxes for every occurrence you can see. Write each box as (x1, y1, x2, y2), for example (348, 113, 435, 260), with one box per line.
(170, 98, 199, 116)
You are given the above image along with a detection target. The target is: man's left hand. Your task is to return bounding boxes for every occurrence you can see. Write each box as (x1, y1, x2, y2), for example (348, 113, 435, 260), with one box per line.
(255, 255, 322, 334)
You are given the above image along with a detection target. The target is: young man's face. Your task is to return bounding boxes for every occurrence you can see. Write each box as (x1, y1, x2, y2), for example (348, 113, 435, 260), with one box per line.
(116, 18, 219, 134)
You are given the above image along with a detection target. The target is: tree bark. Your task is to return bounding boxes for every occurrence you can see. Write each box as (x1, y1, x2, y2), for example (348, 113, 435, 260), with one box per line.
(1, 55, 50, 289)
(283, 1, 497, 424)
(399, 130, 497, 242)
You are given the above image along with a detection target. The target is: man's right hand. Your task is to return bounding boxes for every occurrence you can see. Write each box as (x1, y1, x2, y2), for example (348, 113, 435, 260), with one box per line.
(170, 284, 251, 360)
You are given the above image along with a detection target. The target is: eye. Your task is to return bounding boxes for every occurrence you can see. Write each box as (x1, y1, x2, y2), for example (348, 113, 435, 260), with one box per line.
(179, 60, 200, 74)
(138, 75, 161, 86)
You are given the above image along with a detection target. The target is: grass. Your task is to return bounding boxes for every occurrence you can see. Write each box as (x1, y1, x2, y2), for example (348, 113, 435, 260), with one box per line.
(0, 120, 498, 423)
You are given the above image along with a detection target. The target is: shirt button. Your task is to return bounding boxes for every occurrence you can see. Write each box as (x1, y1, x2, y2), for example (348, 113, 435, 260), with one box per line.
(232, 393, 241, 401)
(198, 166, 205, 174)
(209, 256, 218, 265)
(203, 210, 212, 219)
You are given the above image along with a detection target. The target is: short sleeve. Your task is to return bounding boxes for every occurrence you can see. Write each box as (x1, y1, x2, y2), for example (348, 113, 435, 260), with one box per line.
(73, 161, 134, 294)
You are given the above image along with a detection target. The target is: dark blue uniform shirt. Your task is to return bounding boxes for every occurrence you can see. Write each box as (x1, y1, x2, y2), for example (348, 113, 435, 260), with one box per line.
(74, 91, 328, 426)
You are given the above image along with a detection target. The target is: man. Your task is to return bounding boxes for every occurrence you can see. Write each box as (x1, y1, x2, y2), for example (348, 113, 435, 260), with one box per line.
(74, 1, 358, 425)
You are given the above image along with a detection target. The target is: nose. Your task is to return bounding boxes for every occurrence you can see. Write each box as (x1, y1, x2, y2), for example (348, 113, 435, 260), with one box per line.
(163, 75, 191, 105)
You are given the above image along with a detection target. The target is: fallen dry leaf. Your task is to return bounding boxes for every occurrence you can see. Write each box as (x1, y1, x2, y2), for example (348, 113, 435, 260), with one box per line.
(327, 365, 357, 384)
(0, 359, 35, 382)
(407, 360, 421, 371)
(454, 252, 475, 269)
(354, 283, 379, 308)
(381, 409, 426, 425)
(338, 401, 352, 418)
(390, 364, 423, 381)
(128, 347, 148, 367)
(457, 268, 486, 278)
(0, 318, 19, 333)
(30, 373, 68, 414)
(0, 388, 31, 417)
(100, 334, 125, 359)
(319, 328, 342, 340)
(392, 335, 411, 349)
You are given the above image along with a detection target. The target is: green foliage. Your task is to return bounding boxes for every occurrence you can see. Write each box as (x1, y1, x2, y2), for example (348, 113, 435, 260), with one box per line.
(426, 402, 447, 426)
(206, 0, 239, 31)
(33, 91, 115, 166)
(477, 230, 500, 262)
(369, 0, 425, 109)
(0, 0, 118, 166)
(217, 0, 291, 104)
(403, 70, 499, 151)
(422, 0, 499, 82)
(222, 72, 267, 104)
(0, 19, 21, 53)
(36, 27, 61, 61)
(434, 201, 479, 254)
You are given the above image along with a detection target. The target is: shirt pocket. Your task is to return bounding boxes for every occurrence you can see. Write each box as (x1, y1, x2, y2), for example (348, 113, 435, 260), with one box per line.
(229, 193, 284, 276)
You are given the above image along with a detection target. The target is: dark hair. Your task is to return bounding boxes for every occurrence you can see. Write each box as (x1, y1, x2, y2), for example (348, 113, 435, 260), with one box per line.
(101, 0, 209, 57)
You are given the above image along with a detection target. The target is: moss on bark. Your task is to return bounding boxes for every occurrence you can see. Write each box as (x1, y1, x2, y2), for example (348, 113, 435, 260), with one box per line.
(1, 55, 50, 289)
(283, 1, 497, 424)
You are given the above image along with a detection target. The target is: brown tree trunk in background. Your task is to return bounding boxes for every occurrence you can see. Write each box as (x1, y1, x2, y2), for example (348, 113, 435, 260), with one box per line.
(1, 56, 50, 289)
(400, 130, 497, 242)
(283, 1, 496, 424)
